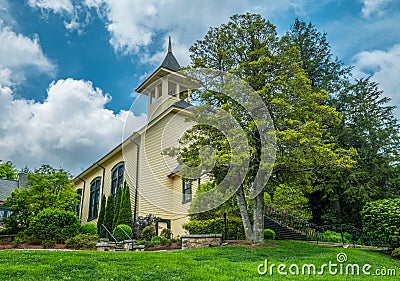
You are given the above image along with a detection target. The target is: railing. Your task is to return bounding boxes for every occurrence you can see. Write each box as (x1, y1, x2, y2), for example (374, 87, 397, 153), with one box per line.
(264, 206, 387, 248)
(99, 224, 135, 250)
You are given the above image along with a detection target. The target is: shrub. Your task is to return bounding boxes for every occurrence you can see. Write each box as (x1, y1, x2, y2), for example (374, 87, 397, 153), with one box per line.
(28, 208, 80, 246)
(151, 236, 162, 244)
(392, 247, 400, 259)
(362, 198, 400, 249)
(112, 224, 133, 242)
(160, 228, 172, 239)
(65, 234, 98, 250)
(264, 229, 276, 240)
(142, 226, 156, 241)
(132, 214, 159, 239)
(183, 217, 245, 240)
(80, 223, 98, 236)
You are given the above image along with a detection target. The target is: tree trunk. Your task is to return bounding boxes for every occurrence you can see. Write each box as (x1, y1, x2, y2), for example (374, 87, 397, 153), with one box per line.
(252, 191, 265, 244)
(236, 185, 254, 242)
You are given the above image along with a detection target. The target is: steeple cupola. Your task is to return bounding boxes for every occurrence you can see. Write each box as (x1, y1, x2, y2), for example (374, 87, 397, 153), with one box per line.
(135, 37, 190, 121)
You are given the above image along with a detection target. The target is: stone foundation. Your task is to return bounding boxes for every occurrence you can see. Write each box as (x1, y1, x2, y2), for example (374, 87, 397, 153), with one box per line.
(181, 234, 222, 250)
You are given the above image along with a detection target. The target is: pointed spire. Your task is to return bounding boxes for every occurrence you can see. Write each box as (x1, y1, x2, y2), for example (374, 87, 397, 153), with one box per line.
(168, 36, 172, 53)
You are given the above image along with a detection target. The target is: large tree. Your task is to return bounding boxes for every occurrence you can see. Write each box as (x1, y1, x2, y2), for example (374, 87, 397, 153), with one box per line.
(178, 13, 354, 243)
(4, 164, 78, 233)
(0, 160, 18, 180)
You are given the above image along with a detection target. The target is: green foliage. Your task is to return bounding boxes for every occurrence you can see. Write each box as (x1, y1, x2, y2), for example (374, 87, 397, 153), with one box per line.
(151, 235, 161, 244)
(132, 214, 159, 239)
(160, 228, 172, 239)
(97, 194, 106, 236)
(183, 218, 245, 240)
(318, 230, 351, 244)
(115, 182, 133, 227)
(112, 185, 123, 229)
(392, 247, 400, 259)
(80, 223, 98, 236)
(103, 194, 114, 236)
(141, 226, 156, 241)
(0, 160, 17, 180)
(264, 229, 276, 240)
(65, 234, 98, 250)
(27, 208, 80, 246)
(362, 198, 400, 249)
(112, 224, 133, 242)
(4, 164, 78, 233)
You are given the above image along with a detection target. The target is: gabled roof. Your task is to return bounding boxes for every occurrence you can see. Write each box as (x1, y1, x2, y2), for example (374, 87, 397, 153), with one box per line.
(0, 179, 18, 202)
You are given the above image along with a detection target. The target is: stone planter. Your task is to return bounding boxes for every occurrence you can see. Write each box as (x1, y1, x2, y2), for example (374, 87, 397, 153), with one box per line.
(181, 234, 222, 250)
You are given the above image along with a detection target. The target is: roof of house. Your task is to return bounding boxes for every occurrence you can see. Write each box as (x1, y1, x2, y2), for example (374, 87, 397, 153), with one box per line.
(160, 37, 180, 72)
(0, 178, 18, 202)
(173, 100, 192, 109)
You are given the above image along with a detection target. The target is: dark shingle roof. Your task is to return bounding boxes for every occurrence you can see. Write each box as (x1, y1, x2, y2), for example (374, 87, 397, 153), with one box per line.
(173, 100, 192, 109)
(161, 52, 180, 72)
(160, 36, 180, 72)
(0, 179, 18, 202)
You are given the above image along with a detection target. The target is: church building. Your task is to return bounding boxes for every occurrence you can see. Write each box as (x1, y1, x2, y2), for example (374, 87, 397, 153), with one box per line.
(74, 38, 199, 236)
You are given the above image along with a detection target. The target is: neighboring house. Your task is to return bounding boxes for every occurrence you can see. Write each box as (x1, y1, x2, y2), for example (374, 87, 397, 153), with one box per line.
(0, 174, 28, 226)
(74, 39, 201, 236)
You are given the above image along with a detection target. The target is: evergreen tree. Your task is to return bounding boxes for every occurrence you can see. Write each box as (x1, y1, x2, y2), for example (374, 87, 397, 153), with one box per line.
(116, 182, 133, 226)
(112, 185, 123, 230)
(97, 194, 106, 236)
(104, 194, 114, 236)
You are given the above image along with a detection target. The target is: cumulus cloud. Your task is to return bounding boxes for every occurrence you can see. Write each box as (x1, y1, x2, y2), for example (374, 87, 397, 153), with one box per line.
(27, 0, 74, 14)
(0, 23, 55, 85)
(353, 44, 400, 117)
(361, 0, 392, 17)
(26, 0, 296, 61)
(0, 78, 147, 175)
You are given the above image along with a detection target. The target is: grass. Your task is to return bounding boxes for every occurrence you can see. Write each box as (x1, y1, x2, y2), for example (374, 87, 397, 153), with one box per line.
(0, 240, 398, 280)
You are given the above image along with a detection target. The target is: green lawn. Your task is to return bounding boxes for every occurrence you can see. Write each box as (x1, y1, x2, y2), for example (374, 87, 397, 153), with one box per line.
(0, 241, 398, 280)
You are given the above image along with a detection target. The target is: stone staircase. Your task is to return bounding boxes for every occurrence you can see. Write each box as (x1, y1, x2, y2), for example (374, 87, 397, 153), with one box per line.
(264, 216, 307, 240)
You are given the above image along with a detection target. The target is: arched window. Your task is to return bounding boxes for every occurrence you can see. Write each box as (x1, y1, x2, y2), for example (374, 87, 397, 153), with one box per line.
(89, 177, 101, 220)
(75, 189, 82, 217)
(111, 162, 124, 201)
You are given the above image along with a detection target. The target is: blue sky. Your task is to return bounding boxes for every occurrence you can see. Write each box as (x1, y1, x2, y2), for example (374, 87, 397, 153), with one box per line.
(0, 0, 399, 175)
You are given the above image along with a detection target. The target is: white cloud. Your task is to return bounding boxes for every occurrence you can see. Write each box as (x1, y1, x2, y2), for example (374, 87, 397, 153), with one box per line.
(353, 44, 400, 117)
(28, 0, 74, 14)
(0, 24, 54, 75)
(0, 78, 147, 175)
(361, 0, 392, 17)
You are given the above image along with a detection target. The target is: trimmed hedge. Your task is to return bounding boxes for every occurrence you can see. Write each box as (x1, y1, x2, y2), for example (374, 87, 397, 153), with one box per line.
(264, 229, 276, 240)
(112, 224, 133, 241)
(183, 217, 245, 240)
(362, 198, 400, 249)
(28, 208, 80, 247)
(80, 223, 98, 236)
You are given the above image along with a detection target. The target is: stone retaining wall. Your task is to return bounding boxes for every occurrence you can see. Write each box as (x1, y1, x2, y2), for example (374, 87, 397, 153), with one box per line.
(181, 234, 222, 250)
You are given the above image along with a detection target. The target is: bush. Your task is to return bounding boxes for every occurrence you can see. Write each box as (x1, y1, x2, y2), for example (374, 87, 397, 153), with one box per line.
(65, 234, 98, 250)
(28, 208, 80, 246)
(183, 217, 245, 240)
(392, 247, 400, 259)
(362, 198, 400, 249)
(112, 224, 133, 241)
(80, 223, 98, 236)
(141, 226, 156, 241)
(132, 214, 159, 239)
(264, 229, 276, 240)
(151, 236, 162, 244)
(160, 228, 172, 239)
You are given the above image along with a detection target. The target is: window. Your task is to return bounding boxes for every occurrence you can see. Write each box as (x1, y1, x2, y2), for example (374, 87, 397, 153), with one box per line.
(75, 189, 82, 217)
(89, 177, 101, 220)
(111, 162, 125, 202)
(182, 179, 192, 203)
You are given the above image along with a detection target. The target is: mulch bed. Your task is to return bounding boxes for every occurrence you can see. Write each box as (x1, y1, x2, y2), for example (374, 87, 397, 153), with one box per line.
(0, 243, 67, 250)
